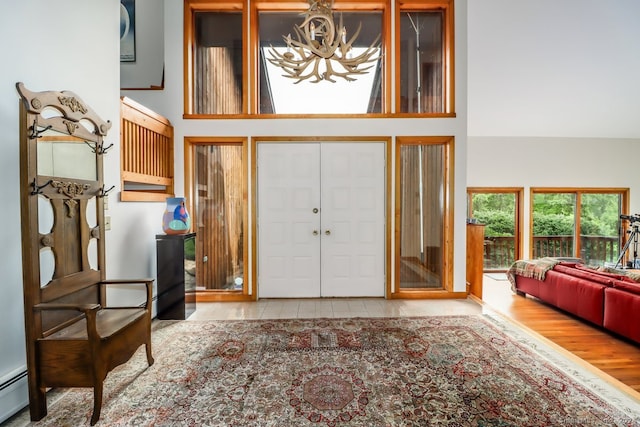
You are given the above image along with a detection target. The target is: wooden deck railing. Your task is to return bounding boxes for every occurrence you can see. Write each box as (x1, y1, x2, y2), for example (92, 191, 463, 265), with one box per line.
(484, 235, 619, 270)
(120, 96, 174, 202)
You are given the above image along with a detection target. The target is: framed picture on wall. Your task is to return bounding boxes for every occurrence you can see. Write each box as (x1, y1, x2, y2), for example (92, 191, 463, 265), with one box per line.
(120, 0, 136, 62)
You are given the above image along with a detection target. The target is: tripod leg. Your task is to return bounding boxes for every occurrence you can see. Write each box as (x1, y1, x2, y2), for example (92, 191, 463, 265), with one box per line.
(632, 228, 639, 268)
(615, 229, 636, 267)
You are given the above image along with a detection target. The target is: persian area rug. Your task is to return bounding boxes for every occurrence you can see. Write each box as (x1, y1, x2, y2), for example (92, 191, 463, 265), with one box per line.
(14, 315, 640, 426)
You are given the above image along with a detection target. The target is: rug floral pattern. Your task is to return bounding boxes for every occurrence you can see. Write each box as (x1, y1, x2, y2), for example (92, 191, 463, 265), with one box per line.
(16, 315, 640, 426)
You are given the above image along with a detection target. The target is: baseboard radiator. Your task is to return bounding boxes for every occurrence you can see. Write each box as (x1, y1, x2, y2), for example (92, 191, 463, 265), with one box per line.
(0, 368, 28, 423)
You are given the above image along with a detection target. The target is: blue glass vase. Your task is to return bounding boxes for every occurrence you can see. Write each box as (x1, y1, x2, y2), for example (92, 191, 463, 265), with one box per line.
(162, 197, 191, 234)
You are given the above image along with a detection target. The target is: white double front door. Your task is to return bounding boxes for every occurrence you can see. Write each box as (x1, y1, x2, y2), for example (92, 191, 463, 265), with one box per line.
(257, 142, 385, 298)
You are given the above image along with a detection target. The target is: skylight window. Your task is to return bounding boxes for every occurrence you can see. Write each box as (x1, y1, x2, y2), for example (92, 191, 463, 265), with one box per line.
(261, 47, 381, 114)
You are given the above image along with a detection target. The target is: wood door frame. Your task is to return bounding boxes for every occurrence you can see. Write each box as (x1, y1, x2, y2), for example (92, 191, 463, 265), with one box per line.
(251, 136, 392, 299)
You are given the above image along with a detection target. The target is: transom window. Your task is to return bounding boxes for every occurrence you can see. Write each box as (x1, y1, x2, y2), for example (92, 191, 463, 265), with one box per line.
(184, 0, 454, 117)
(258, 11, 383, 114)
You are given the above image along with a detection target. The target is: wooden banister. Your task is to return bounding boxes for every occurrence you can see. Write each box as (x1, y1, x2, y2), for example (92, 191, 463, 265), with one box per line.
(120, 96, 174, 202)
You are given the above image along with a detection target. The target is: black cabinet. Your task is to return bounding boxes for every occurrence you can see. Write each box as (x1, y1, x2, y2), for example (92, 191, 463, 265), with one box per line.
(156, 233, 196, 319)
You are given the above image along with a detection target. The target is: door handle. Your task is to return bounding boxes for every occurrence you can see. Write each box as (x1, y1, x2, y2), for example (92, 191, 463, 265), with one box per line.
(313, 208, 319, 214)
(325, 230, 331, 235)
(313, 230, 319, 236)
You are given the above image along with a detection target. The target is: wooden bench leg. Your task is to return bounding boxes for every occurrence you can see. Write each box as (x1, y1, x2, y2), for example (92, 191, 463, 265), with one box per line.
(145, 341, 154, 366)
(90, 381, 103, 426)
(29, 386, 48, 421)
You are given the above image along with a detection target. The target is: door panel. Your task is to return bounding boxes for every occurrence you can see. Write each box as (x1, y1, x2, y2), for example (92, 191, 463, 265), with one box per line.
(320, 143, 385, 297)
(258, 143, 321, 297)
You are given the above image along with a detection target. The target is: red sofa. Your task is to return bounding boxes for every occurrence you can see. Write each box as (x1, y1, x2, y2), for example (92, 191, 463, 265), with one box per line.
(508, 260, 640, 345)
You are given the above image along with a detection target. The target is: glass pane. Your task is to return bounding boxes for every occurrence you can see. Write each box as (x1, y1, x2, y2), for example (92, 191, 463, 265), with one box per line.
(194, 144, 244, 290)
(194, 12, 243, 114)
(469, 193, 516, 270)
(399, 144, 445, 289)
(258, 11, 382, 114)
(532, 193, 576, 258)
(580, 193, 621, 266)
(399, 11, 444, 113)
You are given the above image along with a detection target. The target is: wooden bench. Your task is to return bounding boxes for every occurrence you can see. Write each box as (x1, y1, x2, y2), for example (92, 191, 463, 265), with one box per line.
(34, 280, 154, 425)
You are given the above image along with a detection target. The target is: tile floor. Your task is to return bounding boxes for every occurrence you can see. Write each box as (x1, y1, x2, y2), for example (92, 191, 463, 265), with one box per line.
(186, 296, 487, 321)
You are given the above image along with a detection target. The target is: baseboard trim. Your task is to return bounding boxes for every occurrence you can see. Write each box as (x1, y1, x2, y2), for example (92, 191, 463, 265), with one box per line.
(0, 369, 26, 392)
(0, 369, 28, 424)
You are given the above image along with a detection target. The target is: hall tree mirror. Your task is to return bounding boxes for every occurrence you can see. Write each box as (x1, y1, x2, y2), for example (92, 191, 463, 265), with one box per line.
(395, 137, 453, 295)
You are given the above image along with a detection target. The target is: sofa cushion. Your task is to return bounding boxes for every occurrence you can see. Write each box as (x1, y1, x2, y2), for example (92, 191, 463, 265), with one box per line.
(554, 264, 614, 286)
(575, 264, 625, 281)
(610, 280, 640, 295)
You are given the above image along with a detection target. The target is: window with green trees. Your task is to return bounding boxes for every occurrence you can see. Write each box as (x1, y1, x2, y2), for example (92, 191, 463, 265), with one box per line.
(467, 189, 522, 271)
(531, 189, 627, 266)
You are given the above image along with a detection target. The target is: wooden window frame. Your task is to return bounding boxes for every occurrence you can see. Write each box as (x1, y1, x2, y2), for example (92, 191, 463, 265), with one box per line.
(183, 0, 249, 118)
(393, 136, 456, 298)
(466, 187, 525, 271)
(184, 0, 456, 118)
(184, 136, 251, 301)
(529, 187, 629, 261)
(250, 0, 391, 117)
(395, 0, 455, 117)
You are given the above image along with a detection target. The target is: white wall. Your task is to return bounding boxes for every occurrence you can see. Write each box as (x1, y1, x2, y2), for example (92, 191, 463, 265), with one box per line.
(120, 0, 164, 89)
(468, 0, 640, 139)
(0, 1, 164, 422)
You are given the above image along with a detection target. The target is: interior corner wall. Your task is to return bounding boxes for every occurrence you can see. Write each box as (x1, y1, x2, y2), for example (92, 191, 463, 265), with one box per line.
(120, 0, 165, 89)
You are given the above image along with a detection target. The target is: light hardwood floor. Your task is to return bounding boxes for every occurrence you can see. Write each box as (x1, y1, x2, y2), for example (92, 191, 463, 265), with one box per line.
(481, 275, 640, 395)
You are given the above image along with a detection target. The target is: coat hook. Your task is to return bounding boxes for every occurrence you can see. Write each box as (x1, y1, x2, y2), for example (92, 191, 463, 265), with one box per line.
(84, 141, 98, 154)
(99, 143, 114, 155)
(30, 178, 53, 195)
(29, 118, 52, 139)
(84, 142, 113, 155)
(98, 185, 115, 198)
(84, 140, 98, 153)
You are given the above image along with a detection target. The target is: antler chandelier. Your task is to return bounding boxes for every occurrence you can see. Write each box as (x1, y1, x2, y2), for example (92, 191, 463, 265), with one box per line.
(267, 0, 381, 83)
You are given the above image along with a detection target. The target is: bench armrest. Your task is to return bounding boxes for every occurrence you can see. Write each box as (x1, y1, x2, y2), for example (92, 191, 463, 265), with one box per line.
(99, 279, 154, 309)
(33, 303, 101, 313)
(33, 302, 102, 341)
(101, 279, 154, 285)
